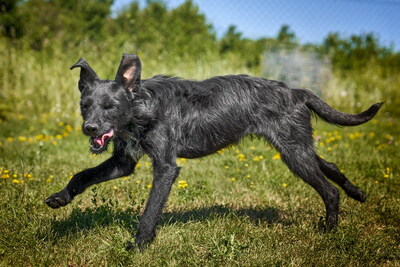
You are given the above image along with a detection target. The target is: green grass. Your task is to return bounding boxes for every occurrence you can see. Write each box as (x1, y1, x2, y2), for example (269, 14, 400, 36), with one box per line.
(0, 107, 399, 266)
(1, 47, 399, 266)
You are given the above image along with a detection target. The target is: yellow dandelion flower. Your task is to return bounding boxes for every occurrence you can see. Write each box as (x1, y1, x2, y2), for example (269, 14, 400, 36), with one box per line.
(326, 137, 335, 144)
(55, 135, 63, 140)
(348, 132, 363, 140)
(6, 137, 14, 142)
(272, 153, 281, 160)
(136, 162, 142, 168)
(230, 177, 236, 182)
(65, 125, 73, 132)
(377, 144, 386, 150)
(18, 136, 27, 142)
(176, 158, 187, 165)
(45, 178, 53, 182)
(282, 183, 288, 188)
(2, 174, 10, 179)
(327, 147, 332, 152)
(147, 184, 153, 189)
(236, 153, 246, 161)
(58, 122, 64, 127)
(250, 146, 256, 150)
(385, 135, 394, 143)
(177, 180, 189, 189)
(224, 165, 230, 169)
(384, 167, 391, 178)
(246, 175, 251, 178)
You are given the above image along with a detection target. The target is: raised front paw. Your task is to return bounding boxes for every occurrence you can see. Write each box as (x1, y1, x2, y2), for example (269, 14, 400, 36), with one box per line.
(45, 189, 72, 208)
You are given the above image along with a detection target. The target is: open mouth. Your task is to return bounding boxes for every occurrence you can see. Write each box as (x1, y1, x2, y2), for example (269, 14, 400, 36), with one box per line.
(89, 129, 114, 154)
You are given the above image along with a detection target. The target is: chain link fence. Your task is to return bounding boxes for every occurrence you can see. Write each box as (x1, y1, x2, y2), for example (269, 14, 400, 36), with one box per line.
(262, 49, 332, 94)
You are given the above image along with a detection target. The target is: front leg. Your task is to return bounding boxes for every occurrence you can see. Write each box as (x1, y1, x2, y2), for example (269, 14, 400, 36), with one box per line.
(45, 151, 136, 209)
(135, 161, 180, 249)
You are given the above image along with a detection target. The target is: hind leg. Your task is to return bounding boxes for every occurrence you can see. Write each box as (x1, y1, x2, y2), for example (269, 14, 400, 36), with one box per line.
(278, 146, 340, 229)
(259, 108, 340, 228)
(317, 157, 366, 202)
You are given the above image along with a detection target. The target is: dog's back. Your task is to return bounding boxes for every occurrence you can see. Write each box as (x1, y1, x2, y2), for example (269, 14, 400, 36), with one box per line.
(138, 74, 382, 159)
(140, 75, 302, 157)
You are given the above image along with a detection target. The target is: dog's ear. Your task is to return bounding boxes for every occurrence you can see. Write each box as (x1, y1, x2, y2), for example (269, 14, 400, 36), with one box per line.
(70, 58, 99, 92)
(115, 53, 141, 92)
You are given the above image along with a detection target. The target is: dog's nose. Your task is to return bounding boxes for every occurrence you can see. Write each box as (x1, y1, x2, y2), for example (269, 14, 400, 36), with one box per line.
(84, 124, 98, 135)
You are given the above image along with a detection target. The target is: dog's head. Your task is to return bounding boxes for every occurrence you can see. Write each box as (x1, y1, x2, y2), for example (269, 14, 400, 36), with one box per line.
(70, 54, 141, 154)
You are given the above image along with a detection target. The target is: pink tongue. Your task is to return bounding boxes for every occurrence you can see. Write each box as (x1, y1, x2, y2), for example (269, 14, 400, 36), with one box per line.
(94, 129, 114, 146)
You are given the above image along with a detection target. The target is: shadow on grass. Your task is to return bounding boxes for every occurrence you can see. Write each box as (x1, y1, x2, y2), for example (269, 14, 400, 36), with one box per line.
(48, 204, 289, 240)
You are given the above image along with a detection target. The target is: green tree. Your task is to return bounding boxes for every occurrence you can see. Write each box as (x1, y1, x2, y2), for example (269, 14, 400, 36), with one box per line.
(165, 0, 216, 57)
(12, 0, 113, 50)
(115, 0, 216, 58)
(322, 32, 391, 73)
(0, 0, 24, 39)
(276, 24, 297, 47)
(220, 25, 243, 54)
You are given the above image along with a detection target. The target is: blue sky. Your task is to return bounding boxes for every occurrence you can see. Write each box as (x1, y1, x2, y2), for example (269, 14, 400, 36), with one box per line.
(112, 0, 400, 50)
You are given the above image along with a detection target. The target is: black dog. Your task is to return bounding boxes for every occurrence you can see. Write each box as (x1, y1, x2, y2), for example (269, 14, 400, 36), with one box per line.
(45, 53, 383, 249)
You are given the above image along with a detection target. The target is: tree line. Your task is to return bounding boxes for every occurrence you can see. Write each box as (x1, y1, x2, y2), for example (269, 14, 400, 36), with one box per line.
(1, 0, 399, 76)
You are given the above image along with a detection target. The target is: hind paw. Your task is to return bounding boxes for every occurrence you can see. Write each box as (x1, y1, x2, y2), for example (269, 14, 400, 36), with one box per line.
(347, 187, 367, 203)
(354, 190, 367, 202)
(45, 190, 72, 208)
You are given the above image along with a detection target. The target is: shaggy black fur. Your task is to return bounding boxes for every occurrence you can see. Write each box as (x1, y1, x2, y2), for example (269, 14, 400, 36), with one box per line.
(45, 53, 383, 249)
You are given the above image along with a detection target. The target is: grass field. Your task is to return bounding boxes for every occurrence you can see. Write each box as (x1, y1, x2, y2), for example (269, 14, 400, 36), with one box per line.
(1, 100, 399, 267)
(1, 50, 399, 266)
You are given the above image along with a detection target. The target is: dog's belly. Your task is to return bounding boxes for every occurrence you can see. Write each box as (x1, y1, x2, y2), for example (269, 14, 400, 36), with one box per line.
(177, 146, 225, 159)
(176, 131, 244, 159)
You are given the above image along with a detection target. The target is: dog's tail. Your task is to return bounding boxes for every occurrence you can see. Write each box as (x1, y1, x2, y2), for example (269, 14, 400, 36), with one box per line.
(295, 89, 384, 126)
